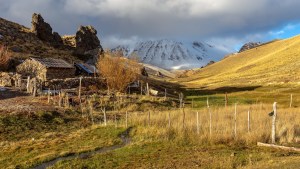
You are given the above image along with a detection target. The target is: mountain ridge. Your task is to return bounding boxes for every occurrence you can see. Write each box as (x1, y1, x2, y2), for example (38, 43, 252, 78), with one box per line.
(112, 39, 228, 70)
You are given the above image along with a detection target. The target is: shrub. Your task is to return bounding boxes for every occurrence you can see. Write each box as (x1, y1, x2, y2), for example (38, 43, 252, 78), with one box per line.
(0, 45, 11, 71)
(97, 51, 141, 92)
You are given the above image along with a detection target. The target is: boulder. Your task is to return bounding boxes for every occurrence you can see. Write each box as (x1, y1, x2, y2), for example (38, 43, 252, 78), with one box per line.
(31, 13, 62, 46)
(75, 25, 102, 55)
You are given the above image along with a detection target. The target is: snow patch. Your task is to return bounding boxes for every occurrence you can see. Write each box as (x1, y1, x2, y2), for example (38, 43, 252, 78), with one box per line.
(112, 39, 229, 70)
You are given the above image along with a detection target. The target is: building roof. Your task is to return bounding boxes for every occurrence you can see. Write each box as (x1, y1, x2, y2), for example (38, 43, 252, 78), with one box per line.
(31, 57, 74, 69)
(75, 63, 98, 74)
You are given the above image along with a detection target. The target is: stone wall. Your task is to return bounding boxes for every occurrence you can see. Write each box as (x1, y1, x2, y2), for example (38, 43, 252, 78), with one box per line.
(16, 59, 47, 81)
(46, 68, 75, 80)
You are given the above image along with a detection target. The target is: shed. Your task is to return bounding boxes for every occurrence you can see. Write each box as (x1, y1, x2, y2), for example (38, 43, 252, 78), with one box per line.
(74, 63, 98, 76)
(16, 57, 75, 81)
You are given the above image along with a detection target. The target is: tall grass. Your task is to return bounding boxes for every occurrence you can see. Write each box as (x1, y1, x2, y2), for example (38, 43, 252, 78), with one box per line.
(118, 104, 300, 146)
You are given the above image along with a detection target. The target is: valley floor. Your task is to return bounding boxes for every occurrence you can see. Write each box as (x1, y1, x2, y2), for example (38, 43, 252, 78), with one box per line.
(0, 86, 300, 168)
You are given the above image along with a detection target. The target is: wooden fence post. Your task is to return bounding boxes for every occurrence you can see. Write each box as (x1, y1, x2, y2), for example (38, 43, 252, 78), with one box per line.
(207, 97, 212, 137)
(197, 111, 200, 135)
(272, 102, 277, 144)
(146, 83, 149, 96)
(103, 107, 107, 126)
(58, 92, 62, 107)
(89, 99, 94, 125)
(182, 107, 186, 129)
(290, 94, 293, 108)
(48, 88, 51, 104)
(26, 76, 30, 93)
(78, 76, 82, 100)
(148, 111, 151, 126)
(164, 88, 167, 100)
(234, 103, 237, 139)
(225, 93, 228, 108)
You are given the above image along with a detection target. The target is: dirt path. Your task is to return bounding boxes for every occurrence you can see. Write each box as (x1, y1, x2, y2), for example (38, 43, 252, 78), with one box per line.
(0, 87, 57, 113)
(31, 127, 132, 169)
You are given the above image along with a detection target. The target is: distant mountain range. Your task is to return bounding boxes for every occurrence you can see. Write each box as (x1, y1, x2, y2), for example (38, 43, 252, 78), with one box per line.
(112, 39, 229, 70)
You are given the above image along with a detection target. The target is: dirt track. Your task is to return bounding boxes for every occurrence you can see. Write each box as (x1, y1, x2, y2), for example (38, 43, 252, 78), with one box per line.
(0, 87, 57, 113)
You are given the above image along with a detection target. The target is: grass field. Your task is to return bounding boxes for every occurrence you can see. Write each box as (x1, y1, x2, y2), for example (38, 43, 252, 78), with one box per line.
(50, 104, 300, 168)
(0, 110, 127, 169)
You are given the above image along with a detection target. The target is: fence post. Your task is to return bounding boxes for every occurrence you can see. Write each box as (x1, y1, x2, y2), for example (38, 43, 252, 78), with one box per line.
(182, 107, 186, 129)
(78, 76, 82, 99)
(248, 108, 251, 133)
(89, 99, 94, 125)
(197, 111, 200, 135)
(103, 107, 107, 126)
(234, 103, 237, 139)
(26, 76, 30, 93)
(58, 92, 62, 107)
(32, 78, 37, 97)
(148, 111, 151, 126)
(207, 97, 212, 137)
(272, 102, 277, 144)
(146, 83, 149, 96)
(47, 88, 50, 104)
(290, 94, 293, 108)
(164, 88, 167, 100)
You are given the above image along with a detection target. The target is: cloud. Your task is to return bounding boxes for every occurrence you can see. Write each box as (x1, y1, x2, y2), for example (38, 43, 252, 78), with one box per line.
(1, 0, 300, 48)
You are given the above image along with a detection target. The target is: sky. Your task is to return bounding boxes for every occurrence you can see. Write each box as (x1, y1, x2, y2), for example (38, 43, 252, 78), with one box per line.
(1, 0, 300, 52)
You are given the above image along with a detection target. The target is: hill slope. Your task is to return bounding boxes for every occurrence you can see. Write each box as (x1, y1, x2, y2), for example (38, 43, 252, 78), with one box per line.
(112, 39, 228, 70)
(0, 14, 102, 65)
(179, 35, 300, 88)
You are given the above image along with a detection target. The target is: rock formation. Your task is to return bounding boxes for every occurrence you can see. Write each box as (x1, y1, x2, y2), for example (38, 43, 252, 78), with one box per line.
(75, 25, 102, 55)
(239, 42, 261, 53)
(31, 13, 62, 46)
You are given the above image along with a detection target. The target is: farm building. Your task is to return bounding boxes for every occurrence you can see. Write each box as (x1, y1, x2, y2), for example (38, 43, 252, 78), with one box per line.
(74, 63, 98, 76)
(16, 57, 75, 81)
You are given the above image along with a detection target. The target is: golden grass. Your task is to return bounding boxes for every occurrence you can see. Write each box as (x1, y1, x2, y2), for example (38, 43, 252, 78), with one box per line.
(123, 104, 300, 146)
(178, 35, 300, 88)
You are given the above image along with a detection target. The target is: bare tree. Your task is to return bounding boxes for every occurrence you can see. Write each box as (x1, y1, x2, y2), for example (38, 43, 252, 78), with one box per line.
(97, 51, 141, 93)
(0, 45, 11, 71)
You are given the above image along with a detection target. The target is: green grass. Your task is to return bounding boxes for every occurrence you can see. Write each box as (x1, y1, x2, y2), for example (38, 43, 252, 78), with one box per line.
(50, 140, 300, 169)
(0, 110, 127, 169)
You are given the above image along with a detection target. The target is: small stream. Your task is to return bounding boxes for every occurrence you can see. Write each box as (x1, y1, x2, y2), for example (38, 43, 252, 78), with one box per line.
(32, 128, 132, 169)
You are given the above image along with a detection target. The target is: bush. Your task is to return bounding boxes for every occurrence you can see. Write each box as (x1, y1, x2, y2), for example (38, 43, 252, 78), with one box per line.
(0, 45, 11, 71)
(97, 51, 141, 92)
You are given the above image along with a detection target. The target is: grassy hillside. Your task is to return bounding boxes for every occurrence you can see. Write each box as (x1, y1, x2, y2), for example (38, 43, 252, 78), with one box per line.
(179, 35, 300, 88)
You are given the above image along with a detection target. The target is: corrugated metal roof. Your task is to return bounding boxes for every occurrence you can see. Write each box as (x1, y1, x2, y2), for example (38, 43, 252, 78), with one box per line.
(31, 57, 74, 68)
(75, 63, 98, 74)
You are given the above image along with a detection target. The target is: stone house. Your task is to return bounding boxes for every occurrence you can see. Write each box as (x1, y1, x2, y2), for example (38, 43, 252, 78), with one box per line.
(16, 57, 75, 81)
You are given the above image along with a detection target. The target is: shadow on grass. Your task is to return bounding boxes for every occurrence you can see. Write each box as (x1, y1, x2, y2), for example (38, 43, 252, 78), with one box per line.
(185, 86, 262, 96)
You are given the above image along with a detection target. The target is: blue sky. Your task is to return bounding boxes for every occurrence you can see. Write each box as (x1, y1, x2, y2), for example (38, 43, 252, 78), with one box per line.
(1, 0, 300, 53)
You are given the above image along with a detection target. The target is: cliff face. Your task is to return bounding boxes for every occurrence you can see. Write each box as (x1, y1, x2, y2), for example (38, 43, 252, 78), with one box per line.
(0, 13, 103, 64)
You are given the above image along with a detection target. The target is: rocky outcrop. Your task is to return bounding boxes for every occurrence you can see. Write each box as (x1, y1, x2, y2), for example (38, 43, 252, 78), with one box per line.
(239, 42, 261, 53)
(31, 13, 62, 46)
(74, 25, 102, 55)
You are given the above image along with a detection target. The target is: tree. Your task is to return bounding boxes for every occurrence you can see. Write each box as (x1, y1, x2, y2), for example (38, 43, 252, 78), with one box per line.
(0, 45, 11, 71)
(97, 51, 141, 93)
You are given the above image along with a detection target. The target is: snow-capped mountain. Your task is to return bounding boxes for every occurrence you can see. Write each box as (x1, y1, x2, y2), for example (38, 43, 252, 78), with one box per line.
(112, 39, 229, 70)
